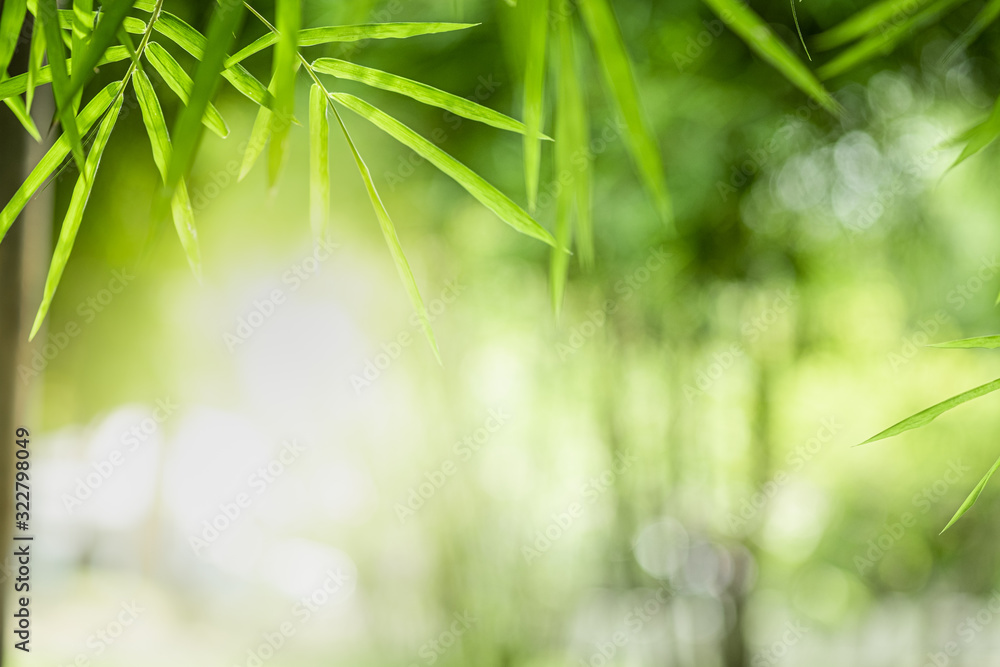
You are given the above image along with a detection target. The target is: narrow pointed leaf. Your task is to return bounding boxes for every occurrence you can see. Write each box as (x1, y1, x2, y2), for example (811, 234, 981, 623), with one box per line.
(331, 92, 556, 246)
(814, 0, 935, 50)
(940, 453, 1000, 532)
(225, 22, 478, 68)
(699, 0, 841, 116)
(930, 335, 1000, 349)
(239, 70, 278, 181)
(0, 81, 119, 243)
(328, 101, 440, 361)
(4, 95, 40, 140)
(522, 0, 547, 212)
(144, 42, 230, 138)
(550, 7, 579, 313)
(580, 0, 675, 222)
(309, 83, 329, 239)
(37, 0, 85, 173)
(30, 94, 123, 339)
(861, 377, 1000, 445)
(0, 0, 27, 76)
(559, 11, 592, 268)
(66, 0, 134, 105)
(0, 45, 129, 102)
(26, 16, 44, 111)
(944, 0, 1000, 59)
(312, 57, 540, 136)
(69, 0, 92, 111)
(267, 0, 299, 187)
(133, 68, 202, 279)
(949, 95, 1000, 170)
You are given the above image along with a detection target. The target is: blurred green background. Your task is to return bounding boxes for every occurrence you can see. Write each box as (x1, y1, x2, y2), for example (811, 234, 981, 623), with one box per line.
(10, 0, 1000, 665)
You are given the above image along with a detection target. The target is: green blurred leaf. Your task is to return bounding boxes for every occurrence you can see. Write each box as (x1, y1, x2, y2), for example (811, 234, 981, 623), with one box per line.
(267, 0, 299, 187)
(309, 83, 329, 240)
(580, 0, 675, 223)
(0, 0, 26, 76)
(700, 0, 841, 116)
(814, 0, 935, 50)
(144, 42, 230, 138)
(522, 0, 547, 212)
(949, 95, 1000, 171)
(239, 70, 278, 181)
(312, 58, 539, 136)
(0, 45, 129, 102)
(30, 93, 124, 339)
(944, 0, 1000, 59)
(930, 335, 1000, 349)
(941, 453, 1000, 532)
(0, 81, 119, 244)
(37, 0, 85, 174)
(133, 68, 202, 280)
(331, 92, 556, 247)
(225, 22, 478, 68)
(861, 377, 1000, 444)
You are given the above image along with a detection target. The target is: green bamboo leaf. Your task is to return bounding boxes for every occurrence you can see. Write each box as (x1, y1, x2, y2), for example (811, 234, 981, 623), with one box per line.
(225, 22, 478, 68)
(153, 10, 272, 108)
(522, 0, 547, 212)
(328, 98, 440, 362)
(0, 0, 27, 76)
(580, 0, 675, 223)
(331, 92, 556, 247)
(948, 95, 1000, 170)
(813, 0, 935, 50)
(943, 0, 1000, 60)
(66, 0, 133, 106)
(69, 0, 92, 111)
(4, 94, 41, 141)
(560, 12, 592, 269)
(37, 0, 85, 174)
(0, 81, 119, 243)
(133, 68, 202, 280)
(309, 83, 329, 240)
(30, 93, 124, 339)
(267, 0, 299, 187)
(699, 0, 841, 116)
(940, 453, 1000, 532)
(818, 0, 970, 79)
(930, 335, 1000, 349)
(144, 42, 230, 138)
(161, 0, 244, 210)
(312, 58, 539, 136)
(860, 377, 1000, 445)
(239, 70, 278, 181)
(550, 5, 579, 313)
(0, 45, 129, 102)
(26, 16, 44, 111)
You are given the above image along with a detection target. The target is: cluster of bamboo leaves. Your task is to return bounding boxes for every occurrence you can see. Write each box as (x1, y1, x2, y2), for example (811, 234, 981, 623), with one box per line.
(703, 0, 1000, 532)
(0, 0, 573, 362)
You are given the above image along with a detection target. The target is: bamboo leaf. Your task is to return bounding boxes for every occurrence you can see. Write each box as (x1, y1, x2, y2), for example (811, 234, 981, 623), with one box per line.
(133, 68, 202, 280)
(65, 0, 133, 106)
(0, 0, 26, 76)
(944, 0, 1000, 60)
(0, 45, 129, 102)
(0, 81, 119, 243)
(940, 453, 1000, 532)
(26, 16, 44, 111)
(153, 10, 272, 108)
(930, 335, 1000, 349)
(225, 22, 478, 68)
(69, 0, 92, 111)
(144, 42, 230, 138)
(699, 0, 841, 116)
(328, 99, 440, 362)
(4, 94, 41, 141)
(522, 0, 547, 212)
(814, 0, 935, 50)
(312, 58, 540, 136)
(331, 92, 556, 246)
(860, 377, 1000, 445)
(239, 70, 278, 181)
(161, 0, 244, 210)
(30, 93, 124, 339)
(580, 0, 675, 223)
(37, 0, 85, 173)
(309, 83, 329, 240)
(560, 12, 592, 268)
(949, 95, 1000, 170)
(267, 0, 299, 187)
(818, 0, 970, 79)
